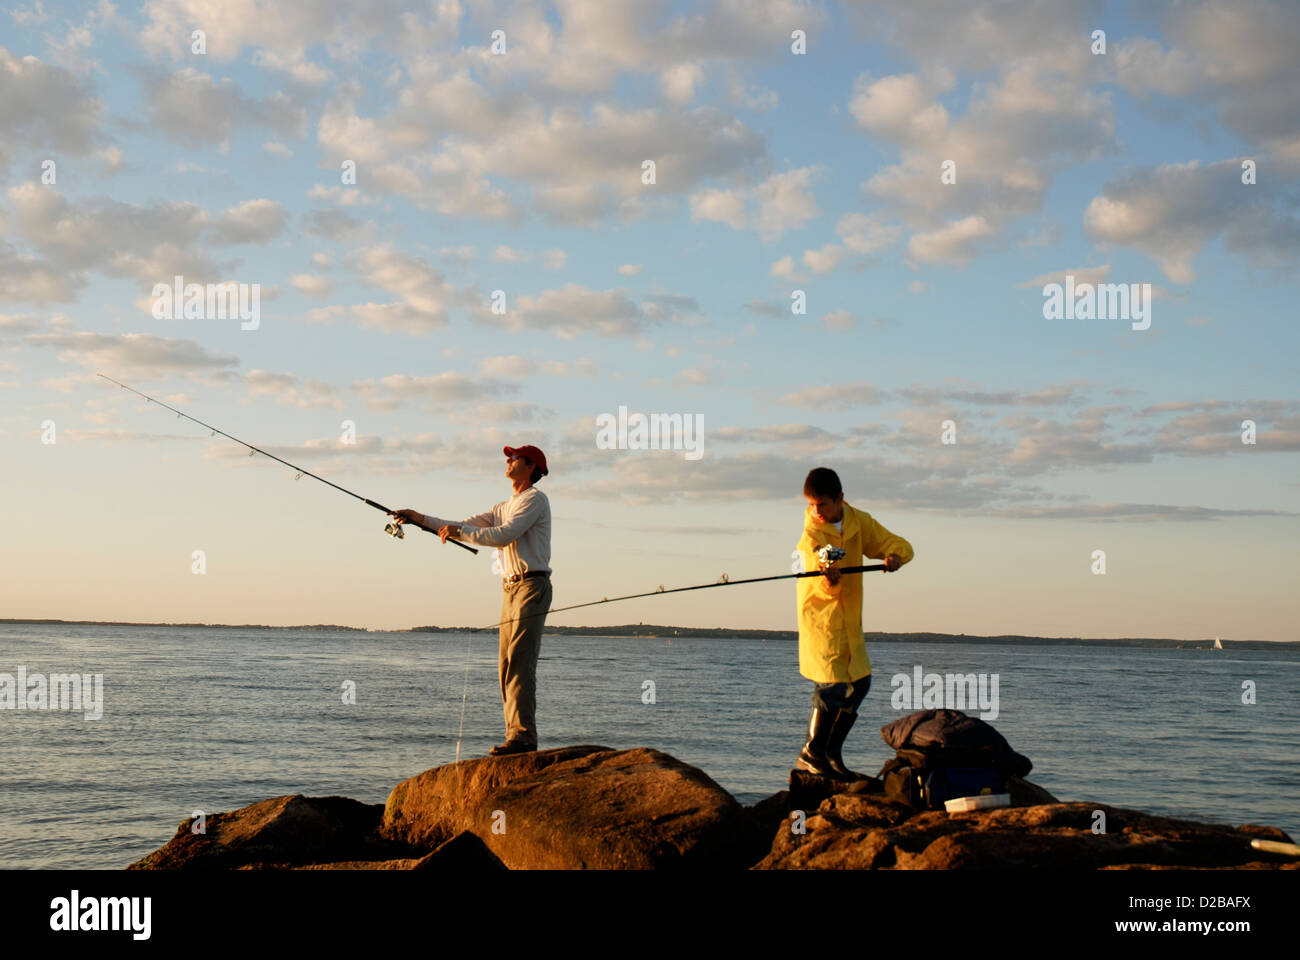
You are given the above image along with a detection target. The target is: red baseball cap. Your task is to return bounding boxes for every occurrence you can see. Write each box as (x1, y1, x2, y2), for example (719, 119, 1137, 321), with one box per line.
(504, 444, 548, 476)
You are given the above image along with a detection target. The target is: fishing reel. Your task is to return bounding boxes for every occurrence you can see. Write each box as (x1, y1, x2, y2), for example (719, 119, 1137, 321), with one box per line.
(816, 545, 846, 566)
(384, 520, 405, 539)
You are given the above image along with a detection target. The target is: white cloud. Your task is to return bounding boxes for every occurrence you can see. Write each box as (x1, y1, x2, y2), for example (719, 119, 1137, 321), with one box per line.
(769, 255, 798, 279)
(752, 167, 820, 242)
(92, 146, 125, 176)
(438, 246, 476, 264)
(778, 382, 883, 409)
(352, 245, 454, 331)
(480, 355, 536, 378)
(493, 245, 529, 263)
(243, 369, 340, 409)
(660, 62, 704, 104)
(802, 243, 847, 274)
(540, 358, 598, 378)
(844, 4, 1118, 265)
(1112, 1, 1300, 168)
(289, 274, 333, 297)
(142, 67, 307, 145)
(212, 199, 288, 244)
(689, 187, 747, 229)
(1017, 265, 1112, 289)
(7, 182, 216, 286)
(1083, 159, 1300, 282)
(0, 242, 80, 303)
(320, 96, 763, 226)
(836, 212, 901, 255)
(0, 48, 102, 170)
(349, 372, 516, 412)
(850, 72, 951, 146)
(471, 284, 648, 339)
(25, 331, 239, 377)
(907, 216, 995, 265)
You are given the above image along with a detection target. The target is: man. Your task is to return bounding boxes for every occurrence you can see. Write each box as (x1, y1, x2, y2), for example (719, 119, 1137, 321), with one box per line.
(793, 466, 913, 779)
(392, 445, 552, 756)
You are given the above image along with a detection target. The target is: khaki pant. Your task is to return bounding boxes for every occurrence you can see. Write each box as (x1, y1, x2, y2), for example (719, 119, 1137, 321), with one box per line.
(498, 576, 551, 746)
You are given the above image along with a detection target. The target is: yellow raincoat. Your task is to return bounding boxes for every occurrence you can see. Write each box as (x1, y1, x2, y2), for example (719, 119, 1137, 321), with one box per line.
(796, 502, 913, 683)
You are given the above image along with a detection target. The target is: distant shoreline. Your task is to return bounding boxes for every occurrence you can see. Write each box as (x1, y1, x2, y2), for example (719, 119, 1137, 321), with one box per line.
(1, 618, 1290, 649)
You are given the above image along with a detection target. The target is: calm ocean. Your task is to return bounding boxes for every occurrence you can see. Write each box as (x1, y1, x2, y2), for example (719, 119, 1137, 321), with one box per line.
(2, 622, 1297, 869)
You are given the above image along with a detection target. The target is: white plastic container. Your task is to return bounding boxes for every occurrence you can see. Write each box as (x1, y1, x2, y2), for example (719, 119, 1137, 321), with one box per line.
(945, 793, 1011, 813)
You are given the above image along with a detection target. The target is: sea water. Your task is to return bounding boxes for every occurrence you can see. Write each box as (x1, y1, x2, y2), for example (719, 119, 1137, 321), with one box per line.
(1, 622, 1297, 869)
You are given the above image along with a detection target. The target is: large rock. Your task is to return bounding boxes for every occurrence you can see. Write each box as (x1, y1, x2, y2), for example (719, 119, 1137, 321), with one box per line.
(382, 745, 748, 869)
(128, 795, 418, 870)
(381, 744, 611, 850)
(757, 780, 1299, 870)
(757, 791, 917, 869)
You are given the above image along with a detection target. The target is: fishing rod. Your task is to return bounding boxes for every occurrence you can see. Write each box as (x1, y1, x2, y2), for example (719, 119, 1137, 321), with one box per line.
(97, 373, 477, 554)
(482, 547, 887, 630)
(533, 565, 887, 623)
(451, 547, 889, 759)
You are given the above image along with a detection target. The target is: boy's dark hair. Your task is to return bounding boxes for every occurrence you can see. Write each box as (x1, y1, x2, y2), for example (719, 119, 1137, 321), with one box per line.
(803, 467, 842, 500)
(530, 464, 543, 484)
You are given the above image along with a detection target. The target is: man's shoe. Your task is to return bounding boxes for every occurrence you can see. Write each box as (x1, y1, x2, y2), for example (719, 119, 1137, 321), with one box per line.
(489, 740, 537, 756)
(794, 705, 845, 778)
(825, 708, 863, 779)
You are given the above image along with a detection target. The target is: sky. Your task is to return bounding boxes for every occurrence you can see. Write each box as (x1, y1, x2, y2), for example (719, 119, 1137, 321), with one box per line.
(1, 0, 1297, 641)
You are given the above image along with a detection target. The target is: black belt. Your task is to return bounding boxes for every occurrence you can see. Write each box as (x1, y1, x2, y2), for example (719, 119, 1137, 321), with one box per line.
(505, 571, 550, 584)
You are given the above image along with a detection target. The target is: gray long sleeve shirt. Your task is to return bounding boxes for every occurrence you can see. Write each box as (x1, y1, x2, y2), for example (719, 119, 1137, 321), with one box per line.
(424, 486, 551, 579)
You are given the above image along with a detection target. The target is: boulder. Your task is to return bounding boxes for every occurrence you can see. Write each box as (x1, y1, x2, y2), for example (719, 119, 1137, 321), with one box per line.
(381, 744, 611, 850)
(756, 781, 1299, 870)
(382, 745, 748, 869)
(756, 792, 916, 869)
(129, 795, 418, 870)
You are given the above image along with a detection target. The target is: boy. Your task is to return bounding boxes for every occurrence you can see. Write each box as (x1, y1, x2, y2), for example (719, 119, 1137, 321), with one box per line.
(794, 467, 914, 779)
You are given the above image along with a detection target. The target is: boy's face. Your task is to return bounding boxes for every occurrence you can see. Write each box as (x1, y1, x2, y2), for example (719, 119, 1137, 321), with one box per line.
(806, 492, 844, 525)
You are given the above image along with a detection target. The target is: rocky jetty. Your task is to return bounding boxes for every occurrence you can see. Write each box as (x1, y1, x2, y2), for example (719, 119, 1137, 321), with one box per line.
(128, 747, 1297, 870)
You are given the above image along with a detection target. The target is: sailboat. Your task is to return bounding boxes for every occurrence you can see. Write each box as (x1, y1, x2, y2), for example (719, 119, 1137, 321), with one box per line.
(1213, 636, 1224, 651)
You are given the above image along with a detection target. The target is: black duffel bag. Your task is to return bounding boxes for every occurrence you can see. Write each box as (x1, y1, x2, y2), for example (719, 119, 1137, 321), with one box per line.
(877, 709, 1032, 809)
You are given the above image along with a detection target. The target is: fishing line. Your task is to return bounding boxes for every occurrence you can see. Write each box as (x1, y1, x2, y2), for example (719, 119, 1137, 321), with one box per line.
(98, 373, 477, 554)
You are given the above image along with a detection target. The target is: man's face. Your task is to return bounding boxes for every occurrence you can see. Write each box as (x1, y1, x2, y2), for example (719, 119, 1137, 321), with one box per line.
(506, 453, 534, 483)
(806, 492, 844, 525)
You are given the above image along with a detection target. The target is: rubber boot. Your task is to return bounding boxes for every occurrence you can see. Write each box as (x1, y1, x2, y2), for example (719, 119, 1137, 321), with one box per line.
(794, 705, 842, 778)
(825, 708, 862, 779)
